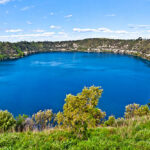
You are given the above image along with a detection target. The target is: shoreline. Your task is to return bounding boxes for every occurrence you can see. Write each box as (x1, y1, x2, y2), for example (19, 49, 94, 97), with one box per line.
(0, 38, 150, 62)
(0, 49, 150, 62)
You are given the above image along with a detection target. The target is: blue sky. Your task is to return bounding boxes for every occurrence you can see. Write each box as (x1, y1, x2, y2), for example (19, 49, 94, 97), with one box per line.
(0, 0, 150, 42)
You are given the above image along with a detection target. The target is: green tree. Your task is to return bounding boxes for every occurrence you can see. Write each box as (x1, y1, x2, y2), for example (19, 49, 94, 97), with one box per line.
(0, 110, 16, 132)
(57, 86, 105, 138)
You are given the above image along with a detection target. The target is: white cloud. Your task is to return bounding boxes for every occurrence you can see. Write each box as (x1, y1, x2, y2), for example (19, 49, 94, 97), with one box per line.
(0, 0, 11, 4)
(5, 10, 9, 14)
(50, 25, 61, 29)
(3, 22, 8, 25)
(73, 28, 112, 33)
(5, 29, 23, 33)
(51, 32, 68, 39)
(50, 12, 54, 16)
(128, 24, 150, 29)
(0, 32, 55, 38)
(137, 25, 150, 28)
(98, 28, 112, 33)
(43, 16, 47, 19)
(57, 32, 68, 37)
(21, 6, 34, 11)
(105, 14, 116, 17)
(64, 14, 72, 18)
(73, 27, 128, 34)
(33, 29, 45, 33)
(73, 28, 97, 32)
(21, 6, 30, 11)
(58, 32, 66, 35)
(26, 21, 32, 25)
(115, 30, 128, 34)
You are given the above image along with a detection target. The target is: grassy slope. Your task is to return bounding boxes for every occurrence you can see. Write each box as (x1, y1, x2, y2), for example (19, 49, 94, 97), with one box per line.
(0, 116, 150, 150)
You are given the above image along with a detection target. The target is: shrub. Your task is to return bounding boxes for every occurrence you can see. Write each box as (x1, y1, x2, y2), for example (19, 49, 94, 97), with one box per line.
(15, 114, 28, 132)
(125, 103, 139, 119)
(104, 116, 115, 126)
(55, 112, 64, 127)
(125, 104, 150, 119)
(137, 105, 150, 116)
(32, 109, 53, 130)
(115, 118, 126, 127)
(0, 110, 16, 132)
(24, 118, 34, 131)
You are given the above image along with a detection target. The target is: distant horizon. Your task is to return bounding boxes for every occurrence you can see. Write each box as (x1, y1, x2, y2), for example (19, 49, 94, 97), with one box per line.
(0, 36, 147, 43)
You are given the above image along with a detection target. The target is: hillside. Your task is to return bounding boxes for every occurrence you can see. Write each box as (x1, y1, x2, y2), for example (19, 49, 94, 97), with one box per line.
(0, 38, 150, 61)
(0, 86, 150, 150)
(0, 115, 150, 150)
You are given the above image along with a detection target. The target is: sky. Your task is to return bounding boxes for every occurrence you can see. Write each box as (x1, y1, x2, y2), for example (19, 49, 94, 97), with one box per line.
(0, 0, 150, 42)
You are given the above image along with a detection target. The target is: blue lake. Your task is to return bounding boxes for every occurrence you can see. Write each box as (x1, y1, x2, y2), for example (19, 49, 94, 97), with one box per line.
(0, 52, 150, 118)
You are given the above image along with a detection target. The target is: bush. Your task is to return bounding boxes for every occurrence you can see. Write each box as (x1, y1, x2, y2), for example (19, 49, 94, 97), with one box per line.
(24, 118, 34, 131)
(104, 116, 115, 126)
(125, 103, 140, 119)
(15, 114, 28, 132)
(137, 105, 150, 116)
(32, 109, 53, 130)
(0, 110, 16, 132)
(55, 112, 64, 127)
(115, 118, 126, 127)
(125, 104, 150, 119)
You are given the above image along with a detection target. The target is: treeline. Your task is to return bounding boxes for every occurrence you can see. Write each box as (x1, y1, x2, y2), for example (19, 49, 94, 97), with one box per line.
(0, 86, 150, 139)
(0, 38, 150, 60)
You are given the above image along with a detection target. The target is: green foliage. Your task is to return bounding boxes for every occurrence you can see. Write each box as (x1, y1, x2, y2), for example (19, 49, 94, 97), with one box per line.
(32, 109, 53, 130)
(125, 103, 150, 118)
(125, 103, 140, 118)
(55, 111, 64, 127)
(137, 105, 150, 116)
(0, 87, 150, 149)
(15, 114, 28, 132)
(57, 86, 105, 138)
(114, 117, 126, 127)
(0, 110, 16, 132)
(0, 54, 4, 60)
(16, 49, 24, 57)
(1, 116, 150, 149)
(104, 115, 115, 126)
(0, 54, 7, 60)
(0, 38, 150, 61)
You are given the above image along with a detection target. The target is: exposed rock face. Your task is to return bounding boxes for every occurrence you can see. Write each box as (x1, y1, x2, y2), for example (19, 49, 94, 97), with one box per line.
(0, 38, 150, 61)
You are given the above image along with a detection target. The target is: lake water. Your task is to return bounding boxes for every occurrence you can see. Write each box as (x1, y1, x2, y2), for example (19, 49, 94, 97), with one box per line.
(0, 52, 150, 118)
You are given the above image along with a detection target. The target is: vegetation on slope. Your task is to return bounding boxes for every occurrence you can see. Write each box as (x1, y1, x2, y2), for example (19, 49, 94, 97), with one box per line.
(0, 86, 150, 149)
(0, 38, 150, 61)
(1, 115, 150, 149)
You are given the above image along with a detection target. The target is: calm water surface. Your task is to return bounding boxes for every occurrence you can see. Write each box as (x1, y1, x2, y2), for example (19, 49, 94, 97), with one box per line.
(0, 52, 150, 117)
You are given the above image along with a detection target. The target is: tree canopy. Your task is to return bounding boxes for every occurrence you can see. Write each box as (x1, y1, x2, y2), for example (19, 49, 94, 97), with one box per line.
(56, 86, 106, 138)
